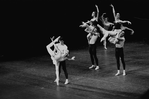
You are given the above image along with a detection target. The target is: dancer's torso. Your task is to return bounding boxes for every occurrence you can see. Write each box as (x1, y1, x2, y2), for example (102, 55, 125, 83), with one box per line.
(115, 37, 125, 48)
(89, 33, 98, 44)
(52, 43, 69, 62)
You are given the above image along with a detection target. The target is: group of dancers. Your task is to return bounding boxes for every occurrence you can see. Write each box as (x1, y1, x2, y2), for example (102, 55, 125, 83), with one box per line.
(46, 4, 134, 86)
(79, 4, 134, 75)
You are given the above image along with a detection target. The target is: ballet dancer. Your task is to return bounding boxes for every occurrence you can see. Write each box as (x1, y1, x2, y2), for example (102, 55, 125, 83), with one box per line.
(107, 24, 134, 76)
(110, 4, 131, 24)
(54, 37, 73, 85)
(114, 30, 126, 76)
(90, 5, 99, 22)
(82, 5, 99, 26)
(100, 13, 114, 49)
(86, 21, 100, 70)
(46, 36, 75, 85)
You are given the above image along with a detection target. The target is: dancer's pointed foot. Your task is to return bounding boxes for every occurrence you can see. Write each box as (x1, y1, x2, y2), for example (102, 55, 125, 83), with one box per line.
(104, 47, 107, 50)
(54, 79, 59, 86)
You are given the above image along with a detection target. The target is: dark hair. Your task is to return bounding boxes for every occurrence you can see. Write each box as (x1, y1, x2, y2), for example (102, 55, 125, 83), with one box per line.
(59, 36, 64, 42)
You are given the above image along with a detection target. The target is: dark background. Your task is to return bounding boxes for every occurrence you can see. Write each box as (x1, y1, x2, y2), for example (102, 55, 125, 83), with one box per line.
(0, 0, 149, 59)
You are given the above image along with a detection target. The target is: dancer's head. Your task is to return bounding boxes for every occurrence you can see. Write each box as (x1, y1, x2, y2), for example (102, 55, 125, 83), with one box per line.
(104, 17, 108, 23)
(89, 21, 93, 26)
(59, 37, 64, 45)
(119, 32, 124, 38)
(92, 11, 95, 17)
(116, 13, 120, 20)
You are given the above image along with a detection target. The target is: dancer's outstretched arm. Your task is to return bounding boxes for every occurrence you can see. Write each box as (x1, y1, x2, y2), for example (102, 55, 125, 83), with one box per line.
(95, 5, 99, 21)
(116, 19, 131, 24)
(79, 21, 88, 28)
(122, 26, 134, 34)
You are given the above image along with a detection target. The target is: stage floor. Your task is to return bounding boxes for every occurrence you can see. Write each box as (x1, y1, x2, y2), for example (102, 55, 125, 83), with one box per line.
(0, 42, 149, 99)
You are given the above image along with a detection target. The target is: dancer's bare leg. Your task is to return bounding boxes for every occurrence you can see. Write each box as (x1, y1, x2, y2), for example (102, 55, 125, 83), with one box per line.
(97, 24, 116, 42)
(103, 40, 107, 50)
(54, 62, 60, 86)
(46, 36, 60, 56)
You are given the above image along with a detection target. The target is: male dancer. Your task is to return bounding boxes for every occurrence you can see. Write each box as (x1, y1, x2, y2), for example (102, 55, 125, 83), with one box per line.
(86, 22, 100, 70)
(114, 31, 126, 76)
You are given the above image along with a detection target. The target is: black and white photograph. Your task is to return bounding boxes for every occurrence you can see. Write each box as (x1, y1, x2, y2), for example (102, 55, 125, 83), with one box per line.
(0, 0, 149, 99)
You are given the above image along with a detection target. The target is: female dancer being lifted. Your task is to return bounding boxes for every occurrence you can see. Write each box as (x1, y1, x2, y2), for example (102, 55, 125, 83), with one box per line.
(82, 5, 99, 26)
(110, 4, 131, 24)
(100, 13, 114, 49)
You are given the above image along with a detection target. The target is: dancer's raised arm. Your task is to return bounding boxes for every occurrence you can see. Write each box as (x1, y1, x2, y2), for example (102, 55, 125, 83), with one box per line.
(110, 4, 116, 21)
(101, 13, 106, 22)
(95, 5, 99, 21)
(111, 4, 131, 24)
(101, 13, 114, 26)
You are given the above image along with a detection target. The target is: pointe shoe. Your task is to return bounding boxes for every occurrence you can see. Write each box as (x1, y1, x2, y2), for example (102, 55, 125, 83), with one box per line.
(89, 65, 95, 69)
(54, 79, 57, 82)
(95, 66, 99, 70)
(54, 79, 59, 86)
(64, 79, 69, 85)
(56, 80, 59, 86)
(104, 47, 107, 50)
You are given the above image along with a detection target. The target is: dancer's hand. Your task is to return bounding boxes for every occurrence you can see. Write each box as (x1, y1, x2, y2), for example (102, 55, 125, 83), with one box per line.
(71, 56, 75, 60)
(110, 4, 114, 7)
(127, 21, 131, 24)
(50, 36, 55, 41)
(131, 30, 134, 35)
